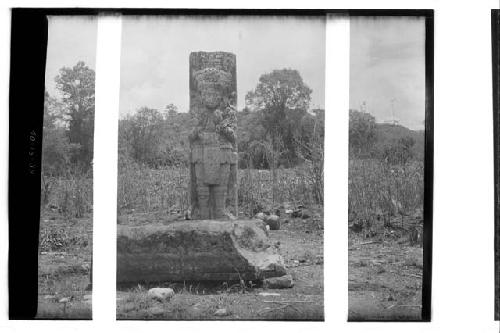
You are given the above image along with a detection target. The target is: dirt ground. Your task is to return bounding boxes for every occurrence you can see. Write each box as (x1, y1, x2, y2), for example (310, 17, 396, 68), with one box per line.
(37, 208, 421, 321)
(37, 211, 93, 319)
(37, 208, 324, 321)
(348, 219, 423, 321)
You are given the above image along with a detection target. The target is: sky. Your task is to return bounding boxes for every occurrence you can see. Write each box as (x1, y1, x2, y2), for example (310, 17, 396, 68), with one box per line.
(45, 16, 97, 97)
(43, 16, 423, 128)
(350, 17, 426, 130)
(119, 16, 326, 117)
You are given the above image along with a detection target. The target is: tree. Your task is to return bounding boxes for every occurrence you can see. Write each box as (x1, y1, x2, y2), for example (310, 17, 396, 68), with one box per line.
(245, 69, 312, 204)
(121, 107, 165, 167)
(55, 61, 95, 170)
(42, 91, 74, 176)
(163, 103, 178, 118)
(245, 68, 312, 166)
(349, 109, 377, 158)
(294, 109, 325, 204)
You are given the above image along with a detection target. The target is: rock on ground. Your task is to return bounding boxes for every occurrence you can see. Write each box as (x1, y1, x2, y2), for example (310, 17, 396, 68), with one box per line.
(214, 308, 230, 316)
(264, 214, 281, 230)
(263, 274, 294, 289)
(147, 288, 175, 301)
(255, 212, 266, 221)
(150, 306, 165, 315)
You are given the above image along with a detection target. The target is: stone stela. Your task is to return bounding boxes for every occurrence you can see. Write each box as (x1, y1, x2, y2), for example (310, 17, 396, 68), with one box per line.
(116, 51, 286, 283)
(189, 51, 238, 220)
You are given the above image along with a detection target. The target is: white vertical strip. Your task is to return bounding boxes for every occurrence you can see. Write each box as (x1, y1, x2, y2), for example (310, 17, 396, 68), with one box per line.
(324, 14, 350, 323)
(0, 7, 11, 322)
(432, 4, 496, 332)
(93, 14, 121, 322)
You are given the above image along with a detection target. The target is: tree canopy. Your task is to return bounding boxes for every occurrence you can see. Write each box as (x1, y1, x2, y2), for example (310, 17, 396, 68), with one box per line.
(54, 61, 95, 169)
(245, 69, 313, 167)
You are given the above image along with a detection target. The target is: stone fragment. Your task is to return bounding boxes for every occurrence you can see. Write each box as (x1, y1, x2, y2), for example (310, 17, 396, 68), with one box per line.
(214, 308, 230, 316)
(263, 274, 294, 289)
(255, 212, 266, 221)
(292, 208, 312, 219)
(301, 210, 311, 219)
(117, 220, 286, 283)
(147, 288, 175, 301)
(258, 292, 280, 297)
(150, 306, 165, 315)
(264, 214, 280, 230)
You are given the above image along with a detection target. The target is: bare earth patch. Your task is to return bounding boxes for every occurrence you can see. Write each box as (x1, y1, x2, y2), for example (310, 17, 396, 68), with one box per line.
(37, 212, 92, 319)
(348, 224, 423, 321)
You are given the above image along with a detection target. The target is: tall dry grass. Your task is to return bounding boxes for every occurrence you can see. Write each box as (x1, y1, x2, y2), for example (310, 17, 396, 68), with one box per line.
(348, 159, 424, 229)
(239, 165, 320, 215)
(41, 173, 93, 218)
(118, 160, 189, 214)
(118, 158, 322, 217)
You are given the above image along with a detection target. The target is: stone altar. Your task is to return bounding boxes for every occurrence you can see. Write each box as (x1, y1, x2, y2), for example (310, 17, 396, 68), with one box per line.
(116, 52, 286, 283)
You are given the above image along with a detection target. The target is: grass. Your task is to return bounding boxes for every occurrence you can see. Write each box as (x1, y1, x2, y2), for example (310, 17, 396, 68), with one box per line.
(117, 161, 322, 217)
(41, 173, 93, 219)
(37, 213, 92, 319)
(41, 159, 323, 219)
(348, 159, 424, 232)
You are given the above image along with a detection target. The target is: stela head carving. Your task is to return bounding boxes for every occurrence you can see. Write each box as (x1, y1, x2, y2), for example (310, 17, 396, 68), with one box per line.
(190, 52, 237, 114)
(193, 67, 233, 109)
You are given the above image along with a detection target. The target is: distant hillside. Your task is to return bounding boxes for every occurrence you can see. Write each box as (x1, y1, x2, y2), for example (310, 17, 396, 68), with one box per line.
(374, 123, 425, 160)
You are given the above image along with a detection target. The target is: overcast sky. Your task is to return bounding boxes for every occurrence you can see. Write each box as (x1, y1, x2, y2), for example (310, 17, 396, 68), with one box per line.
(350, 17, 426, 130)
(44, 16, 423, 129)
(45, 16, 97, 97)
(120, 16, 325, 117)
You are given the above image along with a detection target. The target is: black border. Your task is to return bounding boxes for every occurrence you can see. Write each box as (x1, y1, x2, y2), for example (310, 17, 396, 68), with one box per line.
(8, 8, 434, 321)
(422, 12, 434, 323)
(9, 9, 48, 320)
(11, 8, 435, 16)
(492, 9, 500, 322)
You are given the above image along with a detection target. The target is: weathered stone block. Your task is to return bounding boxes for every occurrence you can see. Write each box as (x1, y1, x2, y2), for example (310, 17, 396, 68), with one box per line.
(147, 288, 174, 301)
(264, 214, 281, 230)
(117, 220, 286, 283)
(263, 274, 294, 289)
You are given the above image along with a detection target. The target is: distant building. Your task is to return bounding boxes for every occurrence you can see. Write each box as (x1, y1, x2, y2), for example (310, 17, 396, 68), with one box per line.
(383, 118, 400, 126)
